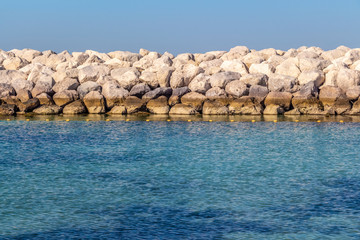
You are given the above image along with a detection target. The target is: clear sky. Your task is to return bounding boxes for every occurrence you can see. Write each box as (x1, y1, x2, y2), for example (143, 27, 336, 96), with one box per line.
(1, 0, 359, 54)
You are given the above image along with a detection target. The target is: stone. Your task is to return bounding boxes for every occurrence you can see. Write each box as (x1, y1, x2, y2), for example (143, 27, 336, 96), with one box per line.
(11, 79, 34, 93)
(169, 70, 185, 88)
(292, 83, 323, 114)
(239, 73, 268, 87)
(298, 70, 325, 87)
(52, 78, 80, 93)
(142, 87, 172, 101)
(77, 81, 102, 98)
(108, 51, 142, 63)
(0, 83, 16, 98)
(319, 86, 351, 114)
(83, 91, 106, 113)
(202, 100, 229, 115)
(299, 58, 330, 72)
(264, 92, 293, 110)
(182, 64, 204, 85)
(336, 68, 360, 92)
(284, 108, 301, 115)
(263, 105, 285, 115)
(124, 96, 146, 114)
(17, 98, 40, 112)
(0, 70, 27, 84)
(181, 92, 207, 112)
(78, 64, 110, 83)
(225, 80, 248, 98)
(146, 96, 170, 114)
(228, 97, 263, 115)
(168, 87, 190, 106)
(111, 68, 140, 90)
(129, 83, 151, 98)
(16, 89, 32, 102)
(139, 71, 159, 89)
(268, 74, 296, 92)
(275, 58, 300, 78)
(0, 104, 16, 115)
(249, 85, 269, 102)
(249, 63, 275, 75)
(205, 87, 227, 101)
(169, 104, 197, 115)
(242, 52, 266, 68)
(53, 90, 79, 107)
(108, 105, 127, 114)
(37, 93, 53, 105)
(3, 57, 28, 70)
(33, 105, 62, 115)
(63, 100, 87, 114)
(220, 60, 248, 75)
(157, 66, 174, 87)
(31, 82, 54, 97)
(346, 86, 360, 101)
(101, 81, 129, 108)
(188, 73, 211, 94)
(209, 71, 241, 89)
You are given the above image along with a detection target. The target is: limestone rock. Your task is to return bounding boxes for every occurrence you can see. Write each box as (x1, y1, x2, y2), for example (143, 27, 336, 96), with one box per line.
(16, 89, 32, 102)
(17, 98, 40, 112)
(205, 87, 227, 101)
(346, 86, 360, 101)
(181, 92, 207, 112)
(142, 87, 172, 101)
(202, 100, 229, 115)
(101, 81, 129, 108)
(240, 73, 268, 87)
(298, 70, 325, 87)
(225, 80, 248, 98)
(31, 82, 54, 97)
(169, 104, 197, 115)
(268, 74, 296, 92)
(124, 96, 146, 114)
(210, 71, 241, 89)
(78, 64, 110, 83)
(53, 90, 79, 107)
(0, 70, 27, 84)
(111, 68, 140, 90)
(319, 86, 351, 114)
(63, 100, 87, 114)
(37, 93, 53, 105)
(77, 81, 102, 98)
(108, 105, 127, 114)
(83, 91, 106, 113)
(264, 92, 292, 110)
(156, 66, 174, 88)
(139, 71, 159, 89)
(249, 63, 275, 76)
(52, 78, 80, 93)
(3, 57, 28, 70)
(263, 105, 285, 115)
(275, 58, 300, 78)
(33, 105, 62, 115)
(146, 96, 170, 114)
(228, 97, 263, 115)
(129, 83, 151, 98)
(220, 60, 248, 75)
(188, 73, 211, 94)
(249, 85, 269, 103)
(336, 68, 360, 92)
(11, 79, 34, 93)
(108, 51, 141, 63)
(0, 83, 16, 98)
(0, 104, 16, 115)
(168, 87, 190, 106)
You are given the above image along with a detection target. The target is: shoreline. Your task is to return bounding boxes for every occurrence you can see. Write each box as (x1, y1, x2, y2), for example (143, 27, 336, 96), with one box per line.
(1, 46, 360, 116)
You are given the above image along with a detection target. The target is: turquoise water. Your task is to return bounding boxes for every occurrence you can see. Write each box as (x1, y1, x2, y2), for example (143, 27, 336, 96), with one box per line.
(1, 120, 360, 239)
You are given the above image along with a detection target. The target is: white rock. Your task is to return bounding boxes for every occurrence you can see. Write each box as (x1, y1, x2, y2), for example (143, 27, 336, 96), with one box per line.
(298, 70, 325, 87)
(249, 63, 275, 76)
(210, 71, 241, 88)
(188, 73, 211, 94)
(220, 60, 248, 75)
(225, 80, 248, 97)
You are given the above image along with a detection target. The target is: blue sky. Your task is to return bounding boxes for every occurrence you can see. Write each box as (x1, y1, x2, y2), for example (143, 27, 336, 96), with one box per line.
(1, 0, 359, 54)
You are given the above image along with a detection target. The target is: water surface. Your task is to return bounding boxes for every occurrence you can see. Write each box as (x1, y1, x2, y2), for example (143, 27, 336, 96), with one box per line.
(0, 119, 360, 239)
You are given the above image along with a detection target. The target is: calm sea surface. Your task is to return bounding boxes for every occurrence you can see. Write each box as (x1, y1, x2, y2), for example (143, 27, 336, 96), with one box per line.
(1, 118, 360, 239)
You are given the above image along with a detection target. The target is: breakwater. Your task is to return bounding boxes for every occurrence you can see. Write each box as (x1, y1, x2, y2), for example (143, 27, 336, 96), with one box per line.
(1, 46, 360, 116)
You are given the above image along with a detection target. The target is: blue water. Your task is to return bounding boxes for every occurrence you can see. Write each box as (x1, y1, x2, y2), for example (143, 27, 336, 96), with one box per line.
(1, 120, 360, 239)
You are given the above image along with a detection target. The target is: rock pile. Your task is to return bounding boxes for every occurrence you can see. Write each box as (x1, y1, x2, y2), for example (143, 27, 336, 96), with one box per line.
(1, 46, 360, 115)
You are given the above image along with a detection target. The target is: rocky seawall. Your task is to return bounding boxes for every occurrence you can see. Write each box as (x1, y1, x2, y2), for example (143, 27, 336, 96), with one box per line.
(0, 46, 360, 116)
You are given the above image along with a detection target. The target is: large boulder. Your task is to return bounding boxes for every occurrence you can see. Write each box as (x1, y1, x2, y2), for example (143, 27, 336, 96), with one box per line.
(188, 73, 211, 94)
(292, 82, 323, 115)
(336, 68, 360, 92)
(101, 81, 129, 108)
(16, 89, 32, 102)
(17, 98, 40, 112)
(78, 64, 110, 83)
(0, 104, 16, 115)
(129, 83, 151, 98)
(33, 105, 62, 115)
(53, 90, 79, 107)
(63, 100, 87, 114)
(0, 83, 16, 98)
(275, 58, 300, 78)
(168, 87, 190, 106)
(124, 96, 146, 114)
(346, 86, 360, 101)
(146, 96, 170, 114)
(298, 70, 325, 87)
(108, 105, 127, 115)
(11, 78, 34, 93)
(139, 71, 159, 89)
(3, 57, 28, 70)
(205, 87, 228, 102)
(142, 87, 172, 101)
(225, 80, 248, 98)
(220, 60, 249, 75)
(228, 97, 263, 115)
(169, 104, 197, 115)
(31, 82, 54, 97)
(249, 63, 275, 76)
(268, 74, 296, 92)
(319, 86, 351, 114)
(52, 78, 80, 93)
(156, 66, 174, 87)
(181, 92, 207, 112)
(0, 70, 27, 84)
(239, 73, 268, 87)
(249, 85, 269, 102)
(111, 68, 140, 90)
(36, 93, 53, 105)
(83, 91, 106, 113)
(209, 71, 241, 88)
(264, 91, 293, 110)
(77, 81, 101, 98)
(202, 100, 229, 115)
